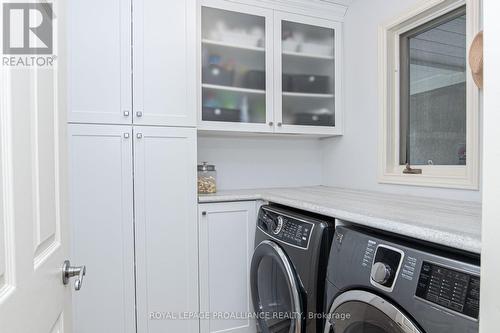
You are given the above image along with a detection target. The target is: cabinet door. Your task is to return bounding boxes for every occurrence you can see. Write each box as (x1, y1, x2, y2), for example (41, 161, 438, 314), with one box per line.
(68, 124, 135, 333)
(133, 0, 196, 126)
(68, 0, 132, 124)
(198, 0, 274, 133)
(199, 201, 257, 333)
(134, 126, 199, 333)
(274, 12, 342, 135)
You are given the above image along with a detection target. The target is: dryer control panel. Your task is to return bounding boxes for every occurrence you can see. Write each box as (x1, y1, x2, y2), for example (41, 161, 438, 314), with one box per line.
(416, 262, 480, 319)
(258, 207, 314, 249)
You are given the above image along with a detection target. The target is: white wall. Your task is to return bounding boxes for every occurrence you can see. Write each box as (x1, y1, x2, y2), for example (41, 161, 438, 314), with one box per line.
(198, 136, 322, 190)
(480, 0, 500, 329)
(321, 0, 481, 202)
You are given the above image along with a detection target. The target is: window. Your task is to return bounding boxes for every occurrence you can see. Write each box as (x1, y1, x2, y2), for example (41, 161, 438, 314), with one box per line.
(379, 0, 480, 189)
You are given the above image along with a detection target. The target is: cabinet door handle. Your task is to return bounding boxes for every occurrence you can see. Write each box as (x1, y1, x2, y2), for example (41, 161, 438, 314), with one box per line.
(123, 110, 130, 117)
(268, 121, 274, 126)
(136, 111, 143, 117)
(124, 133, 130, 139)
(201, 211, 207, 216)
(136, 133, 143, 139)
(277, 122, 282, 127)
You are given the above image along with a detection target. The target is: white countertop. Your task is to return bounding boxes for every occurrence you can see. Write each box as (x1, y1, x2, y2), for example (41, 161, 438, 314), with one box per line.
(199, 186, 482, 254)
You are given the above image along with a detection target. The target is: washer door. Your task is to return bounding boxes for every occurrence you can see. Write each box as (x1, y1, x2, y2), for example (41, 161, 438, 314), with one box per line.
(250, 240, 304, 333)
(323, 290, 422, 333)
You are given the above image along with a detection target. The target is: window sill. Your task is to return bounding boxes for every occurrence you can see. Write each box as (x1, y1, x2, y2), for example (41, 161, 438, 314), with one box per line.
(378, 165, 479, 190)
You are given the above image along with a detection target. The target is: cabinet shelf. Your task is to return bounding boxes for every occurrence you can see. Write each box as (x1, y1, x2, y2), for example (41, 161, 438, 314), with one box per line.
(283, 91, 334, 98)
(282, 50, 334, 60)
(202, 83, 266, 95)
(202, 39, 265, 52)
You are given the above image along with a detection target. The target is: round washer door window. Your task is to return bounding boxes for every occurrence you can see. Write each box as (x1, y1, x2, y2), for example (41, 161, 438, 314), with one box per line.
(323, 290, 422, 333)
(250, 240, 304, 333)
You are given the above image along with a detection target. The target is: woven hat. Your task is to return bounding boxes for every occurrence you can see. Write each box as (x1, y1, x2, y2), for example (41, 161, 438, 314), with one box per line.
(469, 31, 483, 89)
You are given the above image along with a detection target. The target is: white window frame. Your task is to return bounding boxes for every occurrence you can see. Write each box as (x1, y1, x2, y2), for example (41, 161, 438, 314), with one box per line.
(378, 0, 481, 190)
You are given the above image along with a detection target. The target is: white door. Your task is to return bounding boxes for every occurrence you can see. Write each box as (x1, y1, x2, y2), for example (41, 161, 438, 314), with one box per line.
(133, 126, 199, 333)
(133, 0, 196, 126)
(199, 201, 257, 333)
(0, 0, 77, 332)
(68, 124, 135, 333)
(68, 0, 132, 124)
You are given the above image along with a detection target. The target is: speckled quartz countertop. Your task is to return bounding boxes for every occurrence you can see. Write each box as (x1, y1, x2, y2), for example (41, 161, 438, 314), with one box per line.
(199, 186, 482, 254)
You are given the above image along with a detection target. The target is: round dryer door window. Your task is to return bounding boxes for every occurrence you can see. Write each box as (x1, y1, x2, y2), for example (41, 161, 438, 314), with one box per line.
(250, 240, 304, 333)
(323, 290, 422, 333)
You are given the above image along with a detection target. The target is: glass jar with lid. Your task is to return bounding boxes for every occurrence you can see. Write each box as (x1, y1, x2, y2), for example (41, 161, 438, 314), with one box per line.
(197, 162, 217, 194)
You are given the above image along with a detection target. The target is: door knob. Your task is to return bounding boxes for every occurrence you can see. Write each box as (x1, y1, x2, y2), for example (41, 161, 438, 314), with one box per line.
(62, 260, 86, 291)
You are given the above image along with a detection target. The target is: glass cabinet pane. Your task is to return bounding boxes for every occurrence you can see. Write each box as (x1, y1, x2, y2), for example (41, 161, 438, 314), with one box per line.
(281, 21, 335, 127)
(201, 7, 267, 124)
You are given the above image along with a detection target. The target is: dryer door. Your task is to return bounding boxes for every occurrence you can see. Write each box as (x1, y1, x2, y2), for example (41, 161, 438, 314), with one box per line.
(323, 290, 422, 333)
(250, 240, 304, 333)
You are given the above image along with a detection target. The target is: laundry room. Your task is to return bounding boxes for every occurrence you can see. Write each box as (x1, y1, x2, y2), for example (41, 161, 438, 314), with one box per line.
(1, 0, 499, 332)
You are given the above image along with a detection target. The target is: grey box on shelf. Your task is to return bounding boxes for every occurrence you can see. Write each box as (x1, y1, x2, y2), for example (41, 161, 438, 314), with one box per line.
(294, 112, 334, 126)
(243, 70, 266, 90)
(202, 106, 241, 122)
(202, 64, 235, 86)
(287, 74, 330, 94)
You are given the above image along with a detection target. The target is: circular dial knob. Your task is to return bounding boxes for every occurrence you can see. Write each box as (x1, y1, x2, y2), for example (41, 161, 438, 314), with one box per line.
(370, 262, 392, 285)
(272, 216, 284, 235)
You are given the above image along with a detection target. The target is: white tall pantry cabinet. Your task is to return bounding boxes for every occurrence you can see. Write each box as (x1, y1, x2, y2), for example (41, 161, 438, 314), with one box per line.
(68, 0, 198, 333)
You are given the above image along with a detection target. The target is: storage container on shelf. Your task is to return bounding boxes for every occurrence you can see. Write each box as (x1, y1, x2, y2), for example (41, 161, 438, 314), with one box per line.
(198, 162, 217, 194)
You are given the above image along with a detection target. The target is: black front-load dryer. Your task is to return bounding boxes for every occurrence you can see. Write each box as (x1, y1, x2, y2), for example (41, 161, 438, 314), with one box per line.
(250, 205, 335, 333)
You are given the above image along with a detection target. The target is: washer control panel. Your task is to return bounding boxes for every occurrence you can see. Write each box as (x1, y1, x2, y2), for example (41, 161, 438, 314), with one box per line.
(258, 207, 314, 249)
(416, 262, 480, 319)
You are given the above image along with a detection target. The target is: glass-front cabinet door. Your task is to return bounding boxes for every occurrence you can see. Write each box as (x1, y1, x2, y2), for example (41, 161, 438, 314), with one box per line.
(275, 12, 342, 135)
(199, 0, 274, 132)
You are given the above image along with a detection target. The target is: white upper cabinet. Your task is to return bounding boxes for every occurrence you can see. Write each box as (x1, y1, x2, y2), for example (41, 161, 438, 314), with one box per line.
(274, 12, 342, 135)
(133, 0, 197, 126)
(69, 0, 341, 132)
(198, 1, 343, 136)
(198, 0, 274, 133)
(69, 0, 196, 127)
(68, 0, 132, 124)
